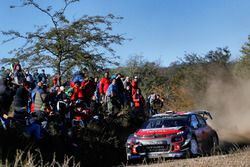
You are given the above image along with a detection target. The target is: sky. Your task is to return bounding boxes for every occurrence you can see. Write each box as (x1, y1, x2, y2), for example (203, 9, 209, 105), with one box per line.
(1, 0, 250, 67)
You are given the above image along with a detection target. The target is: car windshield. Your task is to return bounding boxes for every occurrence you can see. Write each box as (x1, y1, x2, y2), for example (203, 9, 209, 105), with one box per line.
(141, 115, 189, 129)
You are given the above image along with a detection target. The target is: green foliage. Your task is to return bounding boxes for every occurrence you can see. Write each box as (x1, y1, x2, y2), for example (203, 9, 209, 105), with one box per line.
(175, 47, 232, 105)
(1, 0, 125, 78)
(115, 48, 232, 111)
(234, 35, 250, 79)
(115, 55, 168, 96)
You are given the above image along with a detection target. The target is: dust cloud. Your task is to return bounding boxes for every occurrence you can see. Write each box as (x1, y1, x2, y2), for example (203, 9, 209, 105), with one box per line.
(205, 79, 250, 143)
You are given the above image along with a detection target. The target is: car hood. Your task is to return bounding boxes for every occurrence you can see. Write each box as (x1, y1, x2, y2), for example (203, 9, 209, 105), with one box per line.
(135, 127, 183, 137)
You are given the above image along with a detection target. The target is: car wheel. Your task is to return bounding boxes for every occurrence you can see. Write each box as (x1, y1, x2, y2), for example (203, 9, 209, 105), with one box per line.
(210, 135, 219, 155)
(190, 137, 199, 156)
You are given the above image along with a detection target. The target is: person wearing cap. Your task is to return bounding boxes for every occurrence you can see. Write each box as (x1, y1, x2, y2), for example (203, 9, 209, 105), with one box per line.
(54, 85, 70, 122)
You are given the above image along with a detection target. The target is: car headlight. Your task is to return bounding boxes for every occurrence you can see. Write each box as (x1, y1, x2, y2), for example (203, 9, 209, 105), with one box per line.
(177, 131, 184, 135)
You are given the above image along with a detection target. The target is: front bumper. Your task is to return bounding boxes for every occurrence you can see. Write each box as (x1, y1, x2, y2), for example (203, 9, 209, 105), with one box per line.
(127, 151, 186, 160)
(126, 138, 191, 160)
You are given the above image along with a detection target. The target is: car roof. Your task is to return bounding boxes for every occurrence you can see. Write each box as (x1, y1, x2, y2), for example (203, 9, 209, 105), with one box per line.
(151, 110, 209, 118)
(151, 111, 191, 118)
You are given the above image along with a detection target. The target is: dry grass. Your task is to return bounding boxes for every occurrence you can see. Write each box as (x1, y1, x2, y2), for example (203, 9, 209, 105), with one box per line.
(132, 147, 250, 167)
(2, 146, 250, 166)
(1, 150, 80, 167)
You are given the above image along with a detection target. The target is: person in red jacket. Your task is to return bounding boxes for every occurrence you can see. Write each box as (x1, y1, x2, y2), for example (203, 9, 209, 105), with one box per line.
(133, 88, 145, 110)
(131, 76, 139, 96)
(99, 72, 110, 103)
(71, 81, 83, 101)
(53, 74, 60, 87)
(81, 77, 95, 105)
(132, 88, 145, 118)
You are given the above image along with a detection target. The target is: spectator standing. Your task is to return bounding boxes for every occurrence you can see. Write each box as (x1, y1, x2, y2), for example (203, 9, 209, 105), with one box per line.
(93, 77, 101, 103)
(151, 94, 164, 114)
(39, 69, 48, 85)
(124, 85, 133, 108)
(31, 82, 44, 113)
(13, 81, 30, 126)
(13, 64, 25, 85)
(71, 81, 83, 101)
(34, 85, 49, 121)
(56, 86, 67, 102)
(0, 79, 14, 120)
(53, 74, 60, 87)
(131, 76, 139, 96)
(132, 88, 145, 114)
(147, 93, 156, 116)
(99, 72, 110, 103)
(4, 69, 12, 82)
(25, 70, 34, 88)
(0, 67, 5, 80)
(106, 77, 120, 114)
(115, 73, 125, 107)
(123, 76, 131, 89)
(33, 69, 40, 84)
(81, 76, 95, 106)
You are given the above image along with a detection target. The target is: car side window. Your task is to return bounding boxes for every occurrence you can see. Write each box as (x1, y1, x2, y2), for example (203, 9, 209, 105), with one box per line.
(190, 115, 199, 129)
(196, 115, 207, 127)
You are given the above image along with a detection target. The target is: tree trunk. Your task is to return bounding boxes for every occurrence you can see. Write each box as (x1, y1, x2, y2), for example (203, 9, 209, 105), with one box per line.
(57, 62, 62, 86)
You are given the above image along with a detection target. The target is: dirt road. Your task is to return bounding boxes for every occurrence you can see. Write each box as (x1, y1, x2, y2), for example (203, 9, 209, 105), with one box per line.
(131, 146, 250, 167)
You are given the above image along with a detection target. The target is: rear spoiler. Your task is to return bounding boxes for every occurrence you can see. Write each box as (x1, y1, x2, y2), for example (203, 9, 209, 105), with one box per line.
(193, 110, 213, 120)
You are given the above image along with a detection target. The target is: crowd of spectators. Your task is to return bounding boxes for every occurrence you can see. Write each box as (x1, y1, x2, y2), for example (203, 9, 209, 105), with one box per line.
(0, 63, 164, 142)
